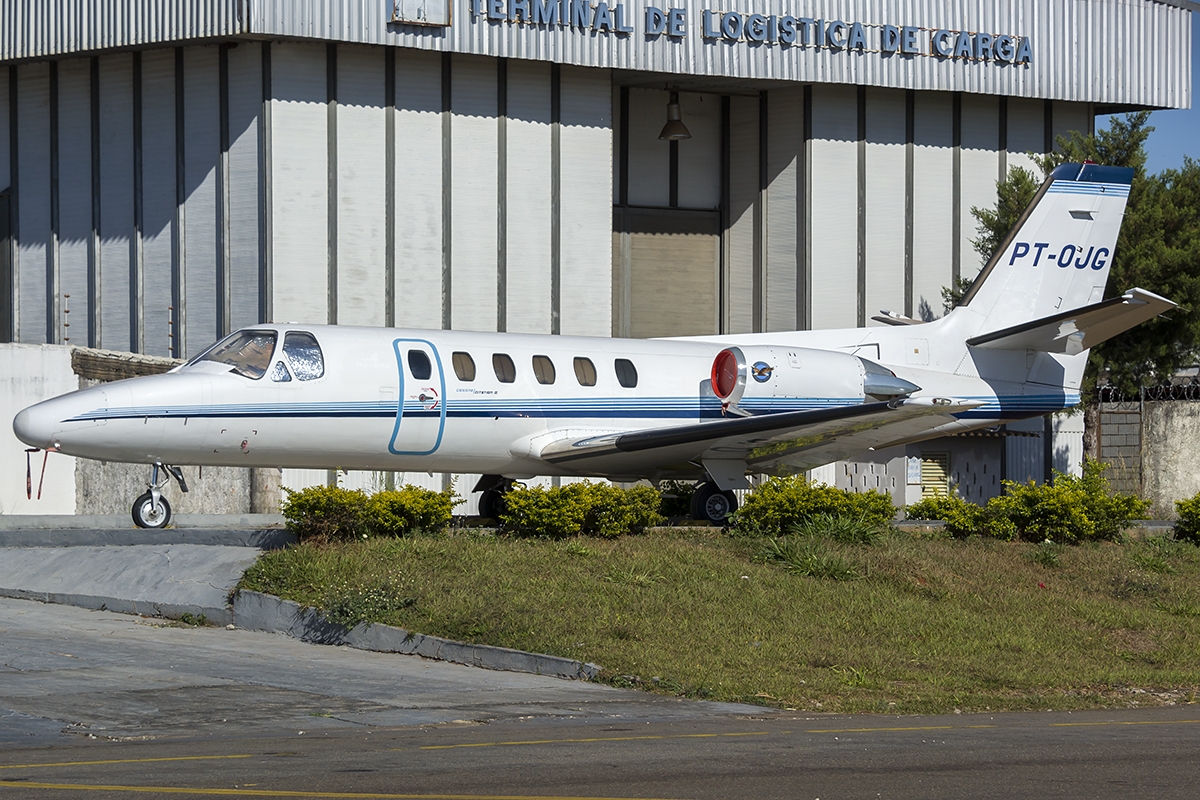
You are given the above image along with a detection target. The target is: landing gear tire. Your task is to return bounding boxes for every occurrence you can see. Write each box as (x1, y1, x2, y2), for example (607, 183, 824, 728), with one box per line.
(479, 487, 507, 522)
(690, 483, 738, 524)
(132, 492, 172, 529)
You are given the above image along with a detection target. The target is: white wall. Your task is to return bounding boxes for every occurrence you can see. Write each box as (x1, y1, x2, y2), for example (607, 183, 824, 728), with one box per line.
(765, 87, 800, 333)
(181, 46, 219, 355)
(337, 44, 387, 329)
(726, 94, 757, 334)
(270, 41, 329, 327)
(0, 344, 78, 514)
(958, 93, 1000, 282)
(809, 84, 857, 330)
(911, 93, 954, 322)
(227, 43, 263, 333)
(394, 48, 444, 330)
(449, 54, 498, 333)
(558, 65, 612, 337)
(864, 87, 906, 328)
(1007, 97, 1044, 176)
(505, 59, 553, 334)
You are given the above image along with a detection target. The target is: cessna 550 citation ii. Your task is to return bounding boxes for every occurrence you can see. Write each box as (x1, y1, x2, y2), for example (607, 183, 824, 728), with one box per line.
(13, 163, 1175, 528)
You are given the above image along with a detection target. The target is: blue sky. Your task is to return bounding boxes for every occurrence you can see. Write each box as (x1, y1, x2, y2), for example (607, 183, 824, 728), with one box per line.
(1097, 10, 1199, 174)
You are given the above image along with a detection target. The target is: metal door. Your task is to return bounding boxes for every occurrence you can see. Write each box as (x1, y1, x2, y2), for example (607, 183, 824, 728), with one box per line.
(389, 338, 447, 456)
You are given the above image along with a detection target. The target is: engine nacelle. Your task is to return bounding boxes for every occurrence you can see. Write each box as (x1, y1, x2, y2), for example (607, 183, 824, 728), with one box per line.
(710, 346, 919, 412)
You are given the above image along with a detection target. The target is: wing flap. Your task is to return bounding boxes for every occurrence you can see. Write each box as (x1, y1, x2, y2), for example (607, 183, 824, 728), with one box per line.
(966, 288, 1175, 354)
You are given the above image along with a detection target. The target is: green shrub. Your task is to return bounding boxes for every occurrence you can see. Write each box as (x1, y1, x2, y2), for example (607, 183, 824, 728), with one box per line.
(500, 481, 664, 538)
(729, 476, 894, 537)
(283, 484, 460, 542)
(1175, 491, 1200, 543)
(282, 485, 369, 541)
(365, 485, 462, 536)
(983, 460, 1148, 544)
(905, 495, 985, 538)
(788, 512, 889, 545)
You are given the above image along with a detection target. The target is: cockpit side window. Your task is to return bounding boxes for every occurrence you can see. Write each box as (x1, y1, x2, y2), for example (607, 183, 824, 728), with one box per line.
(283, 332, 324, 381)
(270, 361, 292, 382)
(196, 330, 277, 379)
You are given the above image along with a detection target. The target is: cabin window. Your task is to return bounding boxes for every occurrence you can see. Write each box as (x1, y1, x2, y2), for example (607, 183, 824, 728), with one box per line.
(452, 351, 476, 381)
(615, 358, 638, 388)
(198, 330, 277, 380)
(408, 349, 432, 380)
(283, 332, 324, 380)
(270, 361, 292, 382)
(573, 357, 597, 387)
(532, 355, 556, 385)
(493, 353, 516, 383)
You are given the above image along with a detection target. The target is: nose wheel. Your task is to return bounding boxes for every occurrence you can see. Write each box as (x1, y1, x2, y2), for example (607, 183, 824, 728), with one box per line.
(132, 491, 172, 529)
(131, 462, 189, 529)
(690, 482, 738, 524)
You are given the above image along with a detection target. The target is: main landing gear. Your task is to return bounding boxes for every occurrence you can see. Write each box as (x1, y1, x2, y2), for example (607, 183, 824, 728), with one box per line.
(132, 462, 189, 529)
(475, 475, 517, 521)
(690, 481, 739, 524)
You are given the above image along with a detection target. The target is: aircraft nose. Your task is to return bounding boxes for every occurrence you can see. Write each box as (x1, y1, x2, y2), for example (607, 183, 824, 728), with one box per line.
(12, 402, 57, 449)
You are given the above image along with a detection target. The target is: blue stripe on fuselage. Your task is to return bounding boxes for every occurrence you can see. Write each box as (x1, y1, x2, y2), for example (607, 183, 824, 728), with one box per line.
(65, 393, 1080, 424)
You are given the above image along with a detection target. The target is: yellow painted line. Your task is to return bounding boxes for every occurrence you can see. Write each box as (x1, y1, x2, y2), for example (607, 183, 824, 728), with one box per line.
(415, 731, 770, 751)
(0, 781, 681, 800)
(804, 725, 997, 734)
(0, 755, 254, 771)
(1050, 719, 1200, 728)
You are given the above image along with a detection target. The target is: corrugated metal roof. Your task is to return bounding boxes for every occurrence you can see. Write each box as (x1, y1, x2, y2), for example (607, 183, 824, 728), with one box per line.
(0, 0, 1191, 109)
(0, 0, 247, 61)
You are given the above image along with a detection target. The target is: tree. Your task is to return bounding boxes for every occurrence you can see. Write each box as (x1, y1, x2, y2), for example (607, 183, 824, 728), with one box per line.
(964, 112, 1200, 397)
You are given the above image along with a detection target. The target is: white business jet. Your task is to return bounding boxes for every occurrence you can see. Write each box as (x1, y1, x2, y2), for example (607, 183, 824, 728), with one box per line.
(13, 163, 1174, 528)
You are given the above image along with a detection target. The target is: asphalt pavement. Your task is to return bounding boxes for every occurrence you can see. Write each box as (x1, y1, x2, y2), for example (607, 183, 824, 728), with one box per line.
(4, 597, 1200, 798)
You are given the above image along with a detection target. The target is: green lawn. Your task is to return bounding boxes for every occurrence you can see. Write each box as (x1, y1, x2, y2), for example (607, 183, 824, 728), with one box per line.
(239, 529, 1200, 714)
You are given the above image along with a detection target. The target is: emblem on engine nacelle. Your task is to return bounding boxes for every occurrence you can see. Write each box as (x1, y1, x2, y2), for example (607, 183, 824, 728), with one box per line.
(751, 362, 774, 382)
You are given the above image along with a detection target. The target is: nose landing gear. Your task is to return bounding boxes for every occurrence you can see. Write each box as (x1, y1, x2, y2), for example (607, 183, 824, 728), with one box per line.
(132, 462, 189, 529)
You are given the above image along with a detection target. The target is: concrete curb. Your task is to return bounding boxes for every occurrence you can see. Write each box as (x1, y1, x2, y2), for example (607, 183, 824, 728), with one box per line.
(232, 590, 601, 681)
(0, 513, 285, 530)
(0, 587, 231, 626)
(0, 528, 296, 549)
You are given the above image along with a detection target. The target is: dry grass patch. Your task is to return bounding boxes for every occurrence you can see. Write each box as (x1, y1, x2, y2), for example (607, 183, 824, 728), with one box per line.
(240, 529, 1200, 715)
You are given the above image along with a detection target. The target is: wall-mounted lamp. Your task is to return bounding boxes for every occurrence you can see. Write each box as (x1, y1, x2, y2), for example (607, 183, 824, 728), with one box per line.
(658, 91, 691, 141)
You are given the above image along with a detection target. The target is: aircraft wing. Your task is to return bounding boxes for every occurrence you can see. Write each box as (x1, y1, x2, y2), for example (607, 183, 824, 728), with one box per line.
(966, 288, 1175, 354)
(534, 397, 983, 480)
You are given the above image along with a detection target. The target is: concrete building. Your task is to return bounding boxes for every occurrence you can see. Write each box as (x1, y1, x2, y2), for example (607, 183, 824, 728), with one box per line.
(0, 0, 1193, 513)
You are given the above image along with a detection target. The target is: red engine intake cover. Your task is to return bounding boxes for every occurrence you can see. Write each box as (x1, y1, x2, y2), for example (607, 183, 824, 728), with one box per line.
(711, 349, 740, 399)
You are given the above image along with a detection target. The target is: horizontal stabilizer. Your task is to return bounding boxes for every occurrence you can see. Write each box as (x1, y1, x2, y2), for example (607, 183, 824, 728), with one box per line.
(966, 288, 1176, 354)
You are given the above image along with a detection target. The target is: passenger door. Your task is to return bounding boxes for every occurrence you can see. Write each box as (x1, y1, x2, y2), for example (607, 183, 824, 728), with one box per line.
(389, 338, 447, 456)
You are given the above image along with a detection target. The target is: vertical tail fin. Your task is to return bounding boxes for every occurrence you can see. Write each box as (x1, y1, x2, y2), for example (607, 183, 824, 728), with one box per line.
(958, 162, 1133, 333)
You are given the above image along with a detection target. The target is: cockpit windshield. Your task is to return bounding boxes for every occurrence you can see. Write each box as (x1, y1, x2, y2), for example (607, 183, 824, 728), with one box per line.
(192, 330, 278, 379)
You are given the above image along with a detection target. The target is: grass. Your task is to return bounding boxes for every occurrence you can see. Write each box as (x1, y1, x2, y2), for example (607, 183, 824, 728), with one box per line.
(238, 529, 1200, 715)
